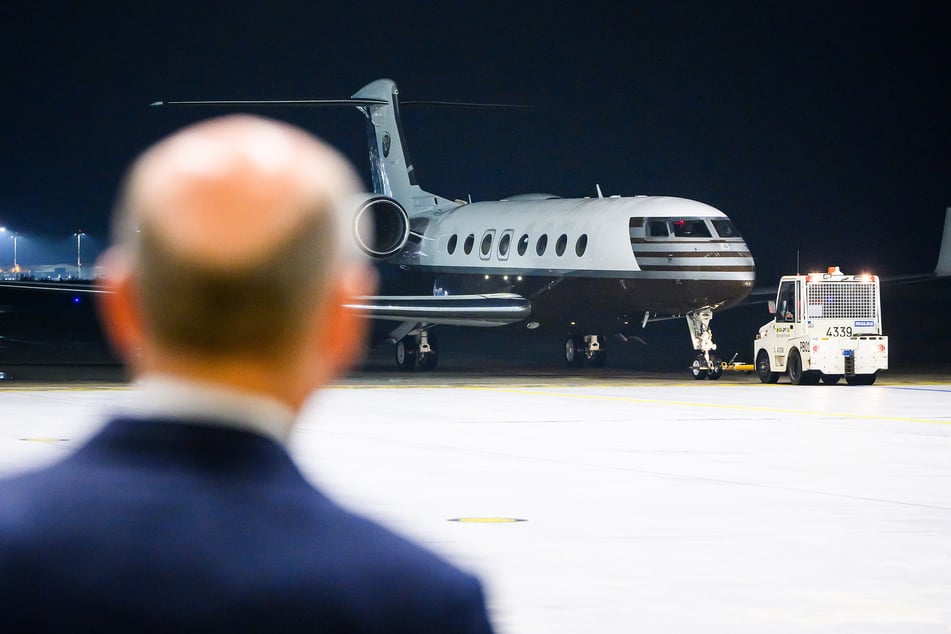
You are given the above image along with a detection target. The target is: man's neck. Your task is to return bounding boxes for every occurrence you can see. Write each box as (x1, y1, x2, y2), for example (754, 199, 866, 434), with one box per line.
(128, 373, 298, 445)
(135, 348, 308, 412)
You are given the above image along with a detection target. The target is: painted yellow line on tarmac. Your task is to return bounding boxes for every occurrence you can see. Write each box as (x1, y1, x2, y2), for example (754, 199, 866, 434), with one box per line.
(462, 386, 951, 426)
(19, 438, 69, 443)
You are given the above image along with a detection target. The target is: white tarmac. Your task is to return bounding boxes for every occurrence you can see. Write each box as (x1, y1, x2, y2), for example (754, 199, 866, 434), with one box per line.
(2, 374, 951, 633)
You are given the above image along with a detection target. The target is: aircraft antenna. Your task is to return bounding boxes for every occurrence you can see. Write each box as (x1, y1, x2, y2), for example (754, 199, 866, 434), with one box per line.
(796, 250, 800, 275)
(595, 184, 604, 199)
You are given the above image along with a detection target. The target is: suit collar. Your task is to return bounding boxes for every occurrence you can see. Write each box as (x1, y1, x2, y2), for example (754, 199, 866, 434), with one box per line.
(76, 417, 309, 484)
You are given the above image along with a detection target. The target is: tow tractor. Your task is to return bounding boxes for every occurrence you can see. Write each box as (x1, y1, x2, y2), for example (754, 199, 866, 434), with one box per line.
(753, 267, 888, 385)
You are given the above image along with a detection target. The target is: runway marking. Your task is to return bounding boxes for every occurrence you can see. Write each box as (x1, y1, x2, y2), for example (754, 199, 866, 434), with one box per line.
(462, 386, 951, 426)
(19, 438, 69, 443)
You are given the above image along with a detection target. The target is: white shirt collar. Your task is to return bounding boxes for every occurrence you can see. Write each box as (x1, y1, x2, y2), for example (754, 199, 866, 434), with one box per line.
(121, 374, 297, 445)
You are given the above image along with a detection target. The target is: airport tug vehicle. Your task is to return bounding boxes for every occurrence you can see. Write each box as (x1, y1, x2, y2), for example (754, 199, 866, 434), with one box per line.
(754, 267, 888, 385)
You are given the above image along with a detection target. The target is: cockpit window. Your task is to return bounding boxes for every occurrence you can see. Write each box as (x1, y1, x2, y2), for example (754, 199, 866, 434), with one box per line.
(712, 219, 740, 238)
(670, 219, 711, 238)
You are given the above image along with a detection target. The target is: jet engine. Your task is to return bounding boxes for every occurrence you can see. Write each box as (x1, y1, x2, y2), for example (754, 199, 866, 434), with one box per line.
(352, 195, 410, 259)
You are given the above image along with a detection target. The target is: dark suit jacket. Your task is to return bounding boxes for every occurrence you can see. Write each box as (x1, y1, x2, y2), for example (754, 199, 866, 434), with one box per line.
(0, 418, 494, 632)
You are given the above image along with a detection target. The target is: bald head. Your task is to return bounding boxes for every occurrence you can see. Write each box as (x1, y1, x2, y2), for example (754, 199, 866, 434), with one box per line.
(105, 115, 370, 366)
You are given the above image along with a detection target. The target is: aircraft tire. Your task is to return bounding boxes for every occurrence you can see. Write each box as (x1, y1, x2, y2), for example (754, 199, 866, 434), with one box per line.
(395, 339, 418, 371)
(706, 354, 723, 380)
(690, 355, 707, 380)
(565, 336, 585, 368)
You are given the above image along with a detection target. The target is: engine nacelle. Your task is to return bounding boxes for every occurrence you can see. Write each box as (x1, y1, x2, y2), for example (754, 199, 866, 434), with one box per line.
(352, 195, 410, 259)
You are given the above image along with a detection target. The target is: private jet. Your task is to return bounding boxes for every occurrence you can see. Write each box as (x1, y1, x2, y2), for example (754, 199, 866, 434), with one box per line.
(158, 79, 758, 376)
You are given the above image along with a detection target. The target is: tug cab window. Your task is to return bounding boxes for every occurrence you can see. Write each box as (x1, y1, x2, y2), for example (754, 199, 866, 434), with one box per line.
(776, 281, 797, 323)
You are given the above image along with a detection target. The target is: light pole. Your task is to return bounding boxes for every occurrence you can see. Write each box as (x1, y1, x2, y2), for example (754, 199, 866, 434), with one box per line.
(10, 232, 18, 272)
(75, 230, 85, 279)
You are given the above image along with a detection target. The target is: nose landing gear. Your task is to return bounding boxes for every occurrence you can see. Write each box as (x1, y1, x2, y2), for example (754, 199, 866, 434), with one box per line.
(686, 308, 722, 380)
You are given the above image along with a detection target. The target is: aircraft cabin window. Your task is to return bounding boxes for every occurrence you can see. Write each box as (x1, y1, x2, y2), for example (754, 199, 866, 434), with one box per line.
(498, 232, 511, 257)
(536, 234, 548, 256)
(464, 234, 475, 255)
(671, 219, 712, 238)
(447, 234, 458, 255)
(555, 234, 568, 256)
(712, 219, 740, 238)
(575, 234, 588, 257)
(517, 234, 529, 256)
(481, 232, 493, 256)
(647, 220, 669, 237)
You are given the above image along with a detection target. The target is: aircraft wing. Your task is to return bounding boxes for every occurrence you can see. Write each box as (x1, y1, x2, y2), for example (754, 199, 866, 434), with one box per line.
(0, 283, 532, 327)
(344, 293, 531, 328)
(0, 281, 107, 293)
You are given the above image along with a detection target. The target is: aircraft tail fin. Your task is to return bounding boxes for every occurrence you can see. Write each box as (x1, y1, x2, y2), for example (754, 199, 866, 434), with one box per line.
(350, 79, 443, 210)
(936, 207, 951, 277)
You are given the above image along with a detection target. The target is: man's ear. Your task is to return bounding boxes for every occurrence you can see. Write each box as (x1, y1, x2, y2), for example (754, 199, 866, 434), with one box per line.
(306, 263, 377, 383)
(94, 248, 145, 368)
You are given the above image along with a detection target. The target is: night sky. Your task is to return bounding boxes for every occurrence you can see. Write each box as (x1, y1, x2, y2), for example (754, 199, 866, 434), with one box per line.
(1, 3, 948, 283)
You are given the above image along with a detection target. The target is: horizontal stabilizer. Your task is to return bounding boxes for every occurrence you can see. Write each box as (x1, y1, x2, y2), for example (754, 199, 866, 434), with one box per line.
(151, 98, 386, 108)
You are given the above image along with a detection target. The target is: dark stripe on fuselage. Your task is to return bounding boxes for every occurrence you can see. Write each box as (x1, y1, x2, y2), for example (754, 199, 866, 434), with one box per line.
(630, 238, 737, 244)
(633, 250, 753, 258)
(637, 265, 756, 272)
(410, 264, 753, 279)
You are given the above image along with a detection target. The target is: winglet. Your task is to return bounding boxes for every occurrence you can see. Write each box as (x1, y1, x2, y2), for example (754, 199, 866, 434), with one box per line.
(936, 207, 951, 277)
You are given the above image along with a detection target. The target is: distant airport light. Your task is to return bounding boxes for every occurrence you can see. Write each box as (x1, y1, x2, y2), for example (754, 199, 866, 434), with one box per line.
(74, 230, 86, 279)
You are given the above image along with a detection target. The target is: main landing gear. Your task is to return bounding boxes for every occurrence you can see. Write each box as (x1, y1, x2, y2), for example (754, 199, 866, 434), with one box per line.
(686, 308, 722, 380)
(395, 330, 439, 371)
(564, 334, 607, 368)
